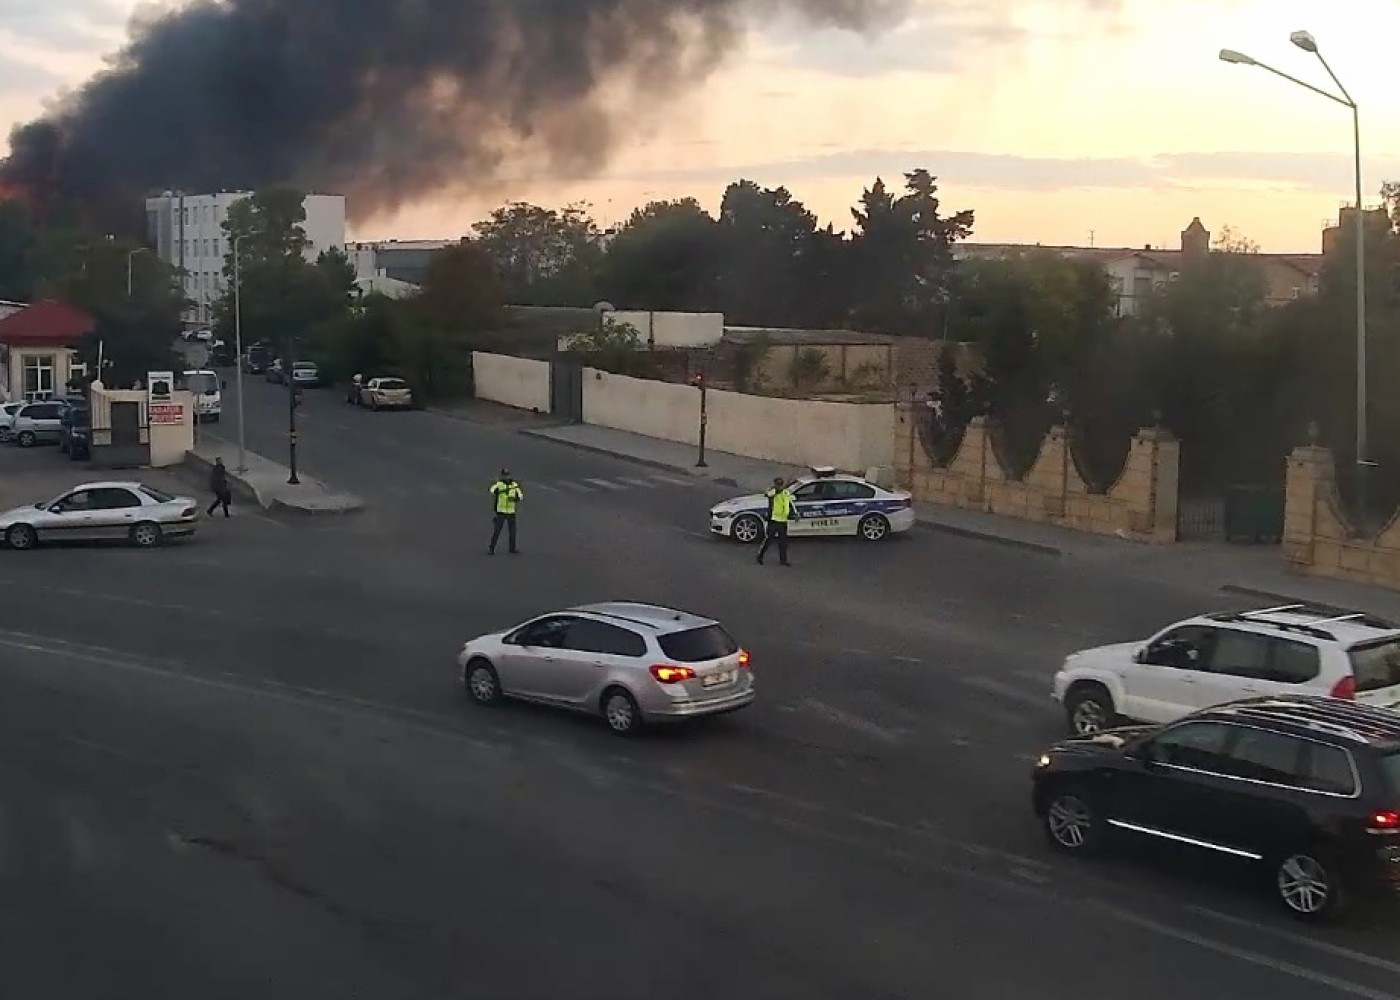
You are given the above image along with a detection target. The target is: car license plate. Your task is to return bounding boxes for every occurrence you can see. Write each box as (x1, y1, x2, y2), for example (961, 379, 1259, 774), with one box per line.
(702, 670, 735, 688)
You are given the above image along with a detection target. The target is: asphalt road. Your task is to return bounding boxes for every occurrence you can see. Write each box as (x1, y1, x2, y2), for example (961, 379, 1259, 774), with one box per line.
(3, 373, 1400, 998)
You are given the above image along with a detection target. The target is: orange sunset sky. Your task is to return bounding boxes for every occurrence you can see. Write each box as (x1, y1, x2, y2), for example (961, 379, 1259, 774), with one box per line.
(2, 0, 1397, 253)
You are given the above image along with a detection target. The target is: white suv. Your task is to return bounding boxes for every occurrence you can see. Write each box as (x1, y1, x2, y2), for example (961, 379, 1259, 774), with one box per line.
(1052, 604, 1400, 735)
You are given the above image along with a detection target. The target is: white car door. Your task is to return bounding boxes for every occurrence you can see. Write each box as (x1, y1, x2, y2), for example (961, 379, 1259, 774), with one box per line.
(1191, 629, 1320, 708)
(1119, 624, 1220, 723)
(788, 481, 834, 536)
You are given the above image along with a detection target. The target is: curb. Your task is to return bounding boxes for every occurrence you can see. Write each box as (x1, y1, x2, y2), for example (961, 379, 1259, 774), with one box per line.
(182, 450, 365, 516)
(1218, 583, 1338, 608)
(429, 403, 562, 428)
(914, 520, 1062, 556)
(518, 428, 702, 478)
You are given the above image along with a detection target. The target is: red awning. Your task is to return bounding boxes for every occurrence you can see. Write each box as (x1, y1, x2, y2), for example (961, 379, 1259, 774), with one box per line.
(0, 299, 95, 347)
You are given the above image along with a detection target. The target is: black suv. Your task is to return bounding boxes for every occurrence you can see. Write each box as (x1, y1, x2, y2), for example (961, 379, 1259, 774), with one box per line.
(1032, 696, 1400, 921)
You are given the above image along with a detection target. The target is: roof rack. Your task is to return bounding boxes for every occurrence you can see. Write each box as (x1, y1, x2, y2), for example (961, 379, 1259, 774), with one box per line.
(1208, 612, 1335, 640)
(1226, 698, 1400, 745)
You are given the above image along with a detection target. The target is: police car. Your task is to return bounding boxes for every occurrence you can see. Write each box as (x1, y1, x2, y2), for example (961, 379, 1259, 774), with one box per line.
(709, 467, 916, 543)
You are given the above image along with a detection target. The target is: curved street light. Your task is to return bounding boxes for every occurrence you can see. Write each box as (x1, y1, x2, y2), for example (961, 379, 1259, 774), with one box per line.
(1219, 31, 1369, 516)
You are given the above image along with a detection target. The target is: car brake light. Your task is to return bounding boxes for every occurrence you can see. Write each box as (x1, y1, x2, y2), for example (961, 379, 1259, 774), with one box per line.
(1331, 675, 1357, 700)
(737, 649, 750, 669)
(1368, 810, 1400, 833)
(649, 664, 696, 684)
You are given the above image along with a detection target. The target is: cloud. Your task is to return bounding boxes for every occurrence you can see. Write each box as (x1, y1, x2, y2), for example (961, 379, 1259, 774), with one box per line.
(0, 0, 125, 51)
(599, 147, 1400, 195)
(751, 0, 1128, 78)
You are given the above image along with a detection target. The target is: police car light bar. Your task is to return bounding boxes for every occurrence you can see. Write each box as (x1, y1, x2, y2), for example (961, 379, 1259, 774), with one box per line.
(810, 465, 837, 478)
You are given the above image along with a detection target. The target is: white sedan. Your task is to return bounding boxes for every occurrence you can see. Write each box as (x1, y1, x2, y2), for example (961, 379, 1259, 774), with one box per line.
(0, 481, 199, 550)
(709, 467, 916, 543)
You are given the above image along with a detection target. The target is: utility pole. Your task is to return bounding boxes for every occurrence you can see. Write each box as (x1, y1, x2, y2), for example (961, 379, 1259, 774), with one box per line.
(286, 335, 300, 484)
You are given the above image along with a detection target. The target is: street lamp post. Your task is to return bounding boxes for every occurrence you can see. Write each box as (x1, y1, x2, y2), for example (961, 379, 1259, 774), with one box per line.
(233, 236, 247, 473)
(286, 333, 300, 485)
(1219, 31, 1370, 519)
(125, 248, 148, 297)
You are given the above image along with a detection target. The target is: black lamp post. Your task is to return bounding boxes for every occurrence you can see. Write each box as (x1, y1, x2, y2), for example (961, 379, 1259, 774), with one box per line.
(285, 335, 300, 484)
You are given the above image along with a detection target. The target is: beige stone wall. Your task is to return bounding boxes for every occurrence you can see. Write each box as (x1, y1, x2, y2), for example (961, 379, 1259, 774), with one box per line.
(894, 411, 1181, 543)
(1282, 444, 1400, 588)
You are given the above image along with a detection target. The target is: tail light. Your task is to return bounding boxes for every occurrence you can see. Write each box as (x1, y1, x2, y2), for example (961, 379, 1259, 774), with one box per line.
(1331, 675, 1357, 700)
(649, 664, 696, 684)
(737, 649, 750, 669)
(1368, 810, 1400, 834)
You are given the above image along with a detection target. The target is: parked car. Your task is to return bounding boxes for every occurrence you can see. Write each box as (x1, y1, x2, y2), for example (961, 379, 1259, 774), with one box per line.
(8, 400, 65, 447)
(0, 401, 23, 442)
(358, 376, 413, 410)
(1032, 695, 1400, 921)
(58, 403, 90, 455)
(291, 361, 322, 387)
(0, 481, 199, 550)
(1052, 603, 1400, 737)
(709, 466, 915, 544)
(458, 601, 754, 735)
(243, 346, 270, 374)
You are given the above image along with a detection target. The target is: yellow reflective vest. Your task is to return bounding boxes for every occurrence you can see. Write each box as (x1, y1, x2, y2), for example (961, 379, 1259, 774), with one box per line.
(491, 479, 523, 514)
(765, 487, 795, 523)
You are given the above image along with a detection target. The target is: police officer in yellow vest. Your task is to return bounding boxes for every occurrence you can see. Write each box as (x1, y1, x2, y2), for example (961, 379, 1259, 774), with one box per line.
(488, 468, 524, 555)
(756, 476, 796, 566)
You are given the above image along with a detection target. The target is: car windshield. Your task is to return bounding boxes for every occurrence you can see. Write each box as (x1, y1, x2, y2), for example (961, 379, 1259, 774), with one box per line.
(185, 372, 219, 394)
(2, 403, 19, 415)
(658, 624, 738, 662)
(140, 486, 176, 503)
(1350, 639, 1400, 692)
(377, 378, 407, 390)
(294, 362, 315, 370)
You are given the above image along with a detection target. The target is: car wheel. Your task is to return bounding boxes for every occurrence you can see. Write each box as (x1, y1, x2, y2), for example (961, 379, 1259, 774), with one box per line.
(5, 523, 37, 550)
(601, 687, 642, 736)
(732, 514, 763, 544)
(16, 430, 35, 447)
(130, 522, 163, 548)
(1065, 683, 1117, 736)
(1275, 849, 1344, 921)
(1042, 786, 1102, 854)
(857, 513, 891, 541)
(463, 658, 502, 706)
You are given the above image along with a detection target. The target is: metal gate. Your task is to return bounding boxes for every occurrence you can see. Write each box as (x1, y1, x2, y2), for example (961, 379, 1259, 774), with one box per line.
(550, 360, 583, 422)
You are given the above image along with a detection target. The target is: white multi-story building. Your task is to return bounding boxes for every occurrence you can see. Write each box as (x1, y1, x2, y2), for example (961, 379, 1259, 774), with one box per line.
(145, 190, 347, 324)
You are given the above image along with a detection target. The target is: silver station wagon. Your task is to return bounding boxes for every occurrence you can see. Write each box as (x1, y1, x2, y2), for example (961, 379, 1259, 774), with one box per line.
(458, 602, 755, 735)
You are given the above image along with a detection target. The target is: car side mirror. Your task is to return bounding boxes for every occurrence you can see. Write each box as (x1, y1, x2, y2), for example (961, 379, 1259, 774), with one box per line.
(1133, 648, 1146, 664)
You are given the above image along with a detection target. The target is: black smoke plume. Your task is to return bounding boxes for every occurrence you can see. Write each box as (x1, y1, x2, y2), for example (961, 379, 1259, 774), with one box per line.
(1, 0, 909, 229)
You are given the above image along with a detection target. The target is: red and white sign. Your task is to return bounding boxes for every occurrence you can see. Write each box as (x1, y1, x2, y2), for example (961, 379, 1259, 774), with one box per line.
(149, 403, 183, 425)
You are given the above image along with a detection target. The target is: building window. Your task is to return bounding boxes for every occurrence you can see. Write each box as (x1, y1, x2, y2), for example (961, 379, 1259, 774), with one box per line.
(22, 353, 56, 401)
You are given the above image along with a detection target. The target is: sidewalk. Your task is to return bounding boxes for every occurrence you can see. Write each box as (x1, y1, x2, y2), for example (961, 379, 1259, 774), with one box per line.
(520, 424, 807, 492)
(515, 423, 1400, 617)
(429, 398, 558, 427)
(187, 437, 364, 515)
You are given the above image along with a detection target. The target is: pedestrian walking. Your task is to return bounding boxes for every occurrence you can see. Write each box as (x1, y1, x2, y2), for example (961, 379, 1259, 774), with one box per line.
(756, 476, 795, 566)
(488, 468, 523, 554)
(207, 457, 232, 518)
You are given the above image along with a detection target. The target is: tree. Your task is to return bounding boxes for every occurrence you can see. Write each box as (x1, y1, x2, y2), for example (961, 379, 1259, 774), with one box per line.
(564, 318, 647, 375)
(849, 170, 974, 335)
(45, 235, 186, 386)
(598, 198, 721, 311)
(713, 181, 823, 327)
(472, 201, 602, 305)
(0, 200, 39, 301)
(213, 186, 353, 361)
(416, 242, 506, 334)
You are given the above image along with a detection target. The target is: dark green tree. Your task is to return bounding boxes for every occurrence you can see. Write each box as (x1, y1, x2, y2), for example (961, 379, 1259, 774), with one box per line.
(849, 170, 974, 335)
(472, 201, 602, 305)
(598, 198, 721, 311)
